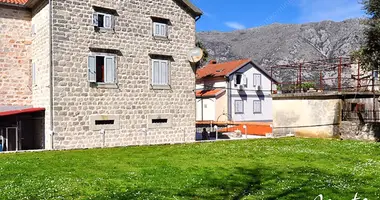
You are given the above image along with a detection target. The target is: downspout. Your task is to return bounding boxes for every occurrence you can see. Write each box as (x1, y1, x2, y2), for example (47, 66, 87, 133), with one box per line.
(49, 0, 54, 149)
(227, 76, 231, 121)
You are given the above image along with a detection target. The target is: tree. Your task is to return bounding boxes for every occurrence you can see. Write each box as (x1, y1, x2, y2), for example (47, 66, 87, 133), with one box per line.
(352, 0, 380, 71)
(196, 41, 209, 65)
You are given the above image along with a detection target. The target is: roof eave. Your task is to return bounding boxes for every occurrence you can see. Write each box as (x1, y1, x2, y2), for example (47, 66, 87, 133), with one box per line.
(176, 0, 203, 17)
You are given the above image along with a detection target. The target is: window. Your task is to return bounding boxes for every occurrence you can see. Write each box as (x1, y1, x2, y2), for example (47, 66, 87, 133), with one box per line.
(234, 74, 247, 87)
(253, 100, 262, 114)
(93, 12, 113, 29)
(88, 55, 116, 83)
(31, 24, 36, 36)
(235, 74, 242, 85)
(235, 100, 244, 114)
(32, 63, 36, 85)
(151, 59, 170, 86)
(253, 74, 262, 87)
(153, 22, 168, 37)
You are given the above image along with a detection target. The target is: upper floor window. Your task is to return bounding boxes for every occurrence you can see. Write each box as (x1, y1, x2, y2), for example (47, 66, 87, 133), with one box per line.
(253, 74, 262, 88)
(151, 17, 170, 38)
(93, 12, 113, 29)
(151, 59, 170, 86)
(88, 54, 116, 84)
(153, 22, 167, 37)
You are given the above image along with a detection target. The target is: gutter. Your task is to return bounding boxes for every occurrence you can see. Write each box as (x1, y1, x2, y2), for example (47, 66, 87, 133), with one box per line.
(49, 0, 54, 149)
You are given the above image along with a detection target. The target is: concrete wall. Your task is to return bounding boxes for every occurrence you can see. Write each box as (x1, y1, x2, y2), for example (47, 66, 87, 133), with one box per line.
(51, 0, 197, 149)
(273, 97, 341, 138)
(0, 5, 32, 106)
(229, 63, 273, 122)
(31, 1, 52, 149)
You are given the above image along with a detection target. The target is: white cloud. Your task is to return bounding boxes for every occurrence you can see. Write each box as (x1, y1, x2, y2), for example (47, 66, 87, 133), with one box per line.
(225, 22, 246, 30)
(297, 0, 365, 22)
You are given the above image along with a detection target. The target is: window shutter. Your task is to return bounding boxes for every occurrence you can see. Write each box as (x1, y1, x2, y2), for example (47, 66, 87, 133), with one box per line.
(254, 101, 262, 113)
(242, 76, 247, 86)
(254, 74, 261, 87)
(154, 23, 160, 36)
(233, 74, 237, 85)
(92, 13, 99, 27)
(160, 61, 168, 85)
(160, 24, 166, 37)
(32, 63, 36, 85)
(152, 60, 160, 85)
(105, 56, 115, 83)
(111, 15, 115, 30)
(104, 15, 112, 28)
(88, 56, 96, 82)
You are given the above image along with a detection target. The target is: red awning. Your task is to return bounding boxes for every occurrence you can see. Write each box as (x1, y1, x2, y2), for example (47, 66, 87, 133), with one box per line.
(0, 108, 45, 117)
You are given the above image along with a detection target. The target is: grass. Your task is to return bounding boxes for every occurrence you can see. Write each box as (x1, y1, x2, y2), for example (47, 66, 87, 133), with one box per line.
(0, 138, 379, 200)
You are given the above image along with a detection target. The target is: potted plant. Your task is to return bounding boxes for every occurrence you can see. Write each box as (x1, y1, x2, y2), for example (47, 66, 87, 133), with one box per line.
(301, 82, 315, 92)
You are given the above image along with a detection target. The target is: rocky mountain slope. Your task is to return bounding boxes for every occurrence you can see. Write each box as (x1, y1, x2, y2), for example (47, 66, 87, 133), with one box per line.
(197, 19, 365, 68)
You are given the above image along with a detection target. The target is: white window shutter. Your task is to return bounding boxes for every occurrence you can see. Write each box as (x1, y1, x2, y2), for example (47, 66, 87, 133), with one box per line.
(152, 60, 160, 85)
(88, 56, 96, 82)
(233, 74, 237, 85)
(111, 15, 115, 30)
(154, 23, 160, 36)
(160, 61, 168, 85)
(104, 56, 115, 83)
(242, 76, 247, 86)
(92, 13, 99, 27)
(104, 15, 112, 28)
(160, 24, 166, 37)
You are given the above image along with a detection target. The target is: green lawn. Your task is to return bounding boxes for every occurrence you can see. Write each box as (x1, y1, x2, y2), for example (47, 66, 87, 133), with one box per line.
(0, 138, 379, 200)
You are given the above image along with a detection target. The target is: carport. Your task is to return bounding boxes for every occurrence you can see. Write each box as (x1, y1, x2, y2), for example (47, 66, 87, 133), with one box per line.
(0, 107, 45, 152)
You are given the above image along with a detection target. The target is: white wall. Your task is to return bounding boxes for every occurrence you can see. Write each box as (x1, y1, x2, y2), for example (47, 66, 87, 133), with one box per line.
(196, 79, 227, 90)
(196, 98, 216, 121)
(229, 63, 274, 122)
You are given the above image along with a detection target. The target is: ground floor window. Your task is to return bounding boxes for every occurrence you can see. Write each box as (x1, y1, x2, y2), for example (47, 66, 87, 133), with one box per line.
(253, 100, 262, 114)
(235, 100, 244, 114)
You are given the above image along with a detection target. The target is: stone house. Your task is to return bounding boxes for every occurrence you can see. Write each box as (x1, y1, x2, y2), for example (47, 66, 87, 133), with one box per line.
(196, 59, 278, 122)
(0, 0, 202, 151)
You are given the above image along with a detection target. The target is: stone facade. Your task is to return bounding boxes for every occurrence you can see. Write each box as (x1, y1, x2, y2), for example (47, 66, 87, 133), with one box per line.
(50, 0, 197, 149)
(340, 121, 380, 142)
(0, 5, 32, 106)
(0, 0, 199, 150)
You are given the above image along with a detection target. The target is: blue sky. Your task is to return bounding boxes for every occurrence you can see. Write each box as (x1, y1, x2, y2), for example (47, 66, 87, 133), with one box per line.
(192, 0, 366, 32)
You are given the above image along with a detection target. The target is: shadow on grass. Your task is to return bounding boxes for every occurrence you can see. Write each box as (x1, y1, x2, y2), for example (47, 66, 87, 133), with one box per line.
(89, 166, 376, 200)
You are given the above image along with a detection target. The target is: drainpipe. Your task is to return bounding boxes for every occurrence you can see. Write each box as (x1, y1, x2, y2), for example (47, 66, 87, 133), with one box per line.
(227, 77, 232, 121)
(49, 0, 54, 149)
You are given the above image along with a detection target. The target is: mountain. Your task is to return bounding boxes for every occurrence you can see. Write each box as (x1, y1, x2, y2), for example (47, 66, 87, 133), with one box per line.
(197, 19, 365, 69)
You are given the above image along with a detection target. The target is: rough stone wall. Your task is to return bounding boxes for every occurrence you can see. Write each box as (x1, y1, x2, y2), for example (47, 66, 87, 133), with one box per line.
(340, 121, 380, 141)
(0, 5, 32, 106)
(31, 1, 51, 149)
(51, 0, 196, 149)
(273, 98, 342, 138)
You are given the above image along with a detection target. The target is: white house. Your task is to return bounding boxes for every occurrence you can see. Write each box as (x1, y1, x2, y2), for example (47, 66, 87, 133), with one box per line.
(196, 59, 278, 122)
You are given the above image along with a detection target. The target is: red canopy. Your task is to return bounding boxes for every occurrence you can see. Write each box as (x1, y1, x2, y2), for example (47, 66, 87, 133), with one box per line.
(0, 108, 45, 117)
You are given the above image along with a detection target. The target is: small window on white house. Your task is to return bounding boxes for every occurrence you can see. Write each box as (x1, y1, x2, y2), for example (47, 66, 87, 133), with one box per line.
(31, 24, 36, 36)
(253, 74, 262, 87)
(88, 55, 116, 83)
(253, 100, 262, 114)
(93, 12, 113, 29)
(153, 22, 168, 37)
(235, 100, 244, 114)
(234, 74, 247, 87)
(152, 59, 170, 86)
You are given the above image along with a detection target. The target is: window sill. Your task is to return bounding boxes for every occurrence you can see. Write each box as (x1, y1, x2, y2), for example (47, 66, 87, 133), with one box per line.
(95, 27, 114, 33)
(90, 82, 118, 89)
(151, 85, 171, 90)
(153, 36, 170, 41)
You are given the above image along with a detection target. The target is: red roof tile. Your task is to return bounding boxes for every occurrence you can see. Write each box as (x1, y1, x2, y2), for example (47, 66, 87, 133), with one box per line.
(196, 89, 225, 98)
(0, 107, 45, 117)
(0, 0, 28, 5)
(196, 59, 250, 80)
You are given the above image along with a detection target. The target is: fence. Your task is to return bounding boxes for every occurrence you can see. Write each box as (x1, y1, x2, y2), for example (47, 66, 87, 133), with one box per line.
(342, 110, 380, 122)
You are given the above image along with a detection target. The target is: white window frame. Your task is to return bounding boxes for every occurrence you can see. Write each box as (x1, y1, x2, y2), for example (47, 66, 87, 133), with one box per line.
(235, 100, 244, 114)
(88, 54, 117, 84)
(153, 22, 168, 37)
(253, 100, 262, 114)
(93, 12, 113, 29)
(253, 74, 262, 88)
(151, 59, 170, 87)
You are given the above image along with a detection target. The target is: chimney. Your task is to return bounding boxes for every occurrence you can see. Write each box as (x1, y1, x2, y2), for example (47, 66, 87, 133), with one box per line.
(209, 60, 217, 64)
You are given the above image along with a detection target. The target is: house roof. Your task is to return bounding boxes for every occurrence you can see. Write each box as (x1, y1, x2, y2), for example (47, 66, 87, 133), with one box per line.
(0, 0, 28, 5)
(196, 59, 251, 80)
(0, 0, 203, 17)
(196, 89, 225, 98)
(0, 107, 45, 117)
(196, 59, 279, 83)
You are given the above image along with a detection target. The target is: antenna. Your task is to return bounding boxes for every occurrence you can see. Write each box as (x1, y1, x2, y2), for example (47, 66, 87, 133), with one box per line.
(187, 47, 203, 63)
